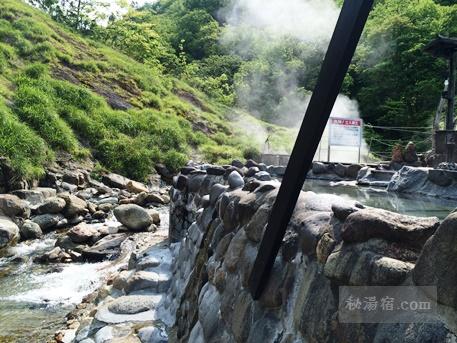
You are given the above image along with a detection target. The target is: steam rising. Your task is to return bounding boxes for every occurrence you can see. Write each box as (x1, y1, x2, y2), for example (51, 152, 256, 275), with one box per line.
(222, 0, 369, 162)
(222, 0, 339, 45)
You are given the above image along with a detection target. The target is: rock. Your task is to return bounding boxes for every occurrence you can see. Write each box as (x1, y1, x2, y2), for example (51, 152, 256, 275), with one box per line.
(206, 166, 226, 176)
(20, 220, 43, 240)
(0, 194, 30, 218)
(346, 164, 362, 179)
(0, 215, 19, 248)
(125, 271, 171, 293)
(12, 188, 56, 206)
(427, 169, 452, 187)
(113, 270, 131, 291)
(68, 223, 99, 244)
(335, 163, 347, 178)
(254, 171, 271, 181)
(267, 165, 286, 176)
(413, 212, 457, 308)
(107, 295, 157, 315)
(147, 209, 161, 225)
(135, 192, 168, 206)
(331, 203, 359, 221)
(155, 163, 174, 182)
(231, 160, 244, 169)
(59, 194, 87, 218)
(324, 240, 414, 285)
(175, 175, 188, 191)
(62, 170, 85, 186)
(93, 211, 107, 220)
(126, 180, 148, 194)
(102, 173, 130, 189)
(81, 233, 127, 261)
(37, 197, 66, 214)
(98, 203, 114, 212)
(312, 162, 328, 175)
(61, 182, 78, 193)
(228, 171, 244, 189)
(246, 167, 260, 177)
(209, 184, 228, 206)
(32, 214, 65, 231)
(403, 142, 418, 163)
(113, 204, 153, 231)
(137, 326, 168, 343)
(341, 208, 439, 248)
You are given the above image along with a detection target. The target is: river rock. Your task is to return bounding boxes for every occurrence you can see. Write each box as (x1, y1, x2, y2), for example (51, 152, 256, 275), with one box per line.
(0, 215, 19, 248)
(20, 220, 43, 240)
(114, 204, 153, 231)
(12, 188, 56, 206)
(135, 192, 168, 206)
(137, 326, 168, 343)
(37, 197, 66, 214)
(62, 170, 85, 186)
(0, 194, 30, 218)
(228, 171, 244, 189)
(126, 180, 148, 194)
(335, 164, 347, 178)
(413, 212, 457, 308)
(346, 164, 362, 179)
(32, 213, 65, 231)
(68, 223, 99, 244)
(107, 295, 157, 315)
(102, 173, 130, 189)
(125, 271, 171, 293)
(341, 208, 439, 247)
(81, 233, 127, 261)
(59, 194, 88, 218)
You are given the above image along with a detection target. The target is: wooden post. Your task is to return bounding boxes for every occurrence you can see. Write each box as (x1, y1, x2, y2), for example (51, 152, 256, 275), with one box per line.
(248, 0, 374, 300)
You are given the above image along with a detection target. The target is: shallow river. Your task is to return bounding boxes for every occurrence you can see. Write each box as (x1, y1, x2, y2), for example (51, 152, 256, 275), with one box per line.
(0, 184, 454, 342)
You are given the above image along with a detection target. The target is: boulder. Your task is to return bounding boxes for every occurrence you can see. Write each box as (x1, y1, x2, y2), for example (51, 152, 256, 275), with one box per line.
(427, 169, 452, 187)
(0, 194, 30, 218)
(126, 180, 148, 194)
(135, 192, 168, 206)
(254, 171, 271, 181)
(20, 220, 43, 240)
(312, 162, 328, 175)
(346, 164, 362, 179)
(81, 233, 127, 261)
(125, 271, 171, 293)
(228, 171, 244, 189)
(102, 173, 130, 189)
(62, 170, 85, 186)
(413, 212, 457, 308)
(231, 160, 245, 169)
(68, 223, 99, 244)
(32, 214, 65, 231)
(12, 188, 56, 206)
(341, 208, 439, 248)
(113, 204, 153, 231)
(59, 194, 87, 218)
(334, 164, 347, 178)
(37, 197, 66, 214)
(0, 215, 19, 248)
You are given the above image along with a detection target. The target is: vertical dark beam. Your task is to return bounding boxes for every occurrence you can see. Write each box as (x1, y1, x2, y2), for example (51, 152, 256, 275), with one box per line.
(248, 0, 374, 300)
(447, 52, 456, 131)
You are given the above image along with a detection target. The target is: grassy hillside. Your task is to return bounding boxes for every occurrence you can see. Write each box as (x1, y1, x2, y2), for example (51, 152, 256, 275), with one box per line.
(0, 0, 294, 181)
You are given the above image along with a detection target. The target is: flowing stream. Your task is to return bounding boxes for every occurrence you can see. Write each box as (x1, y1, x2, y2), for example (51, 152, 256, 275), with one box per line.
(0, 184, 454, 342)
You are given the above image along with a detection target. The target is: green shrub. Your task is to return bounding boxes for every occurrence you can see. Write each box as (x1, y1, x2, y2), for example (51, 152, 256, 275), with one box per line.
(163, 150, 188, 172)
(142, 91, 163, 109)
(0, 106, 51, 178)
(201, 143, 241, 164)
(243, 145, 261, 161)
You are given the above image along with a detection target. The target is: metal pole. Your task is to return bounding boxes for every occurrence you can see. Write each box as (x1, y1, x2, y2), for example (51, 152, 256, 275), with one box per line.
(248, 0, 374, 300)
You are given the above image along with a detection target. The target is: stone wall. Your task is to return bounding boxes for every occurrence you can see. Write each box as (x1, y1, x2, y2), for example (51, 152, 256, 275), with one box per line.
(168, 162, 457, 343)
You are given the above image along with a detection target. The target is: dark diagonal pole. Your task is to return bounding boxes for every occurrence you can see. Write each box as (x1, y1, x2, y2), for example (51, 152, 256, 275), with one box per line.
(248, 0, 374, 299)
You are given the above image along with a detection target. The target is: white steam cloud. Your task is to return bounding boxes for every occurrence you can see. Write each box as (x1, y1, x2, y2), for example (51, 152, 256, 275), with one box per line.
(222, 0, 339, 45)
(222, 0, 370, 162)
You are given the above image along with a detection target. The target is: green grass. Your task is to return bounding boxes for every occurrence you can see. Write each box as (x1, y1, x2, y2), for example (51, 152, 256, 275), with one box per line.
(0, 0, 293, 181)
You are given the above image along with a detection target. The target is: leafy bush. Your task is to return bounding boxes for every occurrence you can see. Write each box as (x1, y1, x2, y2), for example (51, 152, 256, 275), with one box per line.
(243, 146, 261, 161)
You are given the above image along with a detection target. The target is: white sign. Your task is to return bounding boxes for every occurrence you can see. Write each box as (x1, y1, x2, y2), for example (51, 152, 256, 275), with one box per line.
(329, 117, 362, 147)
